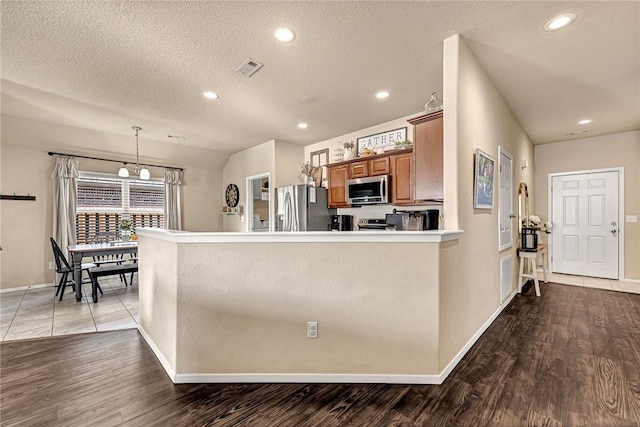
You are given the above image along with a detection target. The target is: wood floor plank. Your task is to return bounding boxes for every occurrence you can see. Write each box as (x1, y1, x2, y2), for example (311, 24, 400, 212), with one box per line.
(2, 282, 639, 426)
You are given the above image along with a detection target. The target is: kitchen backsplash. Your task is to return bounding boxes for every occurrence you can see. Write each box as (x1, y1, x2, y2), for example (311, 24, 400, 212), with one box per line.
(336, 204, 444, 229)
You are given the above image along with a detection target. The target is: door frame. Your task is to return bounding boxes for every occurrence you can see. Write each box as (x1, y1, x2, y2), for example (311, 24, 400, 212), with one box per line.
(547, 167, 625, 279)
(245, 172, 272, 232)
(498, 145, 514, 251)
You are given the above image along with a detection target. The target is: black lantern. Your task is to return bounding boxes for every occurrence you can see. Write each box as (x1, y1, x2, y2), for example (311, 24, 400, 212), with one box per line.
(521, 228, 538, 251)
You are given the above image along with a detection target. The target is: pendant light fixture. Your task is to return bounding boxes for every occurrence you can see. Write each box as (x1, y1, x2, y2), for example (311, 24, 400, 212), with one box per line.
(119, 126, 150, 180)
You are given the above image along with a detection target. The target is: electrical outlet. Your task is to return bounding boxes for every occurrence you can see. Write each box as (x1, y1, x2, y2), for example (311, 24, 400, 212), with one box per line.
(626, 215, 638, 223)
(49, 261, 55, 270)
(307, 321, 318, 338)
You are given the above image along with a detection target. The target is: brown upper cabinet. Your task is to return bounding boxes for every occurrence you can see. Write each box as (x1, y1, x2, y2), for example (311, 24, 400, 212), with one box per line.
(408, 111, 443, 201)
(325, 111, 443, 207)
(327, 164, 350, 208)
(349, 156, 390, 179)
(390, 152, 413, 204)
(369, 156, 390, 176)
(349, 161, 368, 179)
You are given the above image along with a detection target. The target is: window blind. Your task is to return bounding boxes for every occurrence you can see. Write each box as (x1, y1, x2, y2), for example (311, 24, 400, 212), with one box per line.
(75, 173, 165, 243)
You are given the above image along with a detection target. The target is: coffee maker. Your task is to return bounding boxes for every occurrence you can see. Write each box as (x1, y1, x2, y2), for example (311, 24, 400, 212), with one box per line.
(330, 215, 353, 231)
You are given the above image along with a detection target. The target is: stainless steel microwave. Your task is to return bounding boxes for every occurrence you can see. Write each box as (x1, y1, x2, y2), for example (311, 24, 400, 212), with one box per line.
(346, 175, 390, 205)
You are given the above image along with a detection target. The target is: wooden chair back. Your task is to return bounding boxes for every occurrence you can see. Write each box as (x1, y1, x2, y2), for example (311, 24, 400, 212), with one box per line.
(50, 237, 72, 273)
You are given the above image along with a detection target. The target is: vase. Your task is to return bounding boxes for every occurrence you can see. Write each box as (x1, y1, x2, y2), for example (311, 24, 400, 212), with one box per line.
(425, 92, 443, 113)
(343, 149, 355, 161)
(121, 231, 131, 242)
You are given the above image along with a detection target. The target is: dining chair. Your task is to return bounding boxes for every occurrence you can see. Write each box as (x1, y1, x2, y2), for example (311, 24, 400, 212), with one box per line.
(89, 232, 128, 284)
(50, 237, 99, 301)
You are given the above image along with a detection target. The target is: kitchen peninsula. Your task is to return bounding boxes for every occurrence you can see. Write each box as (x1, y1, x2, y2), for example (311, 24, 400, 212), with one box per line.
(136, 227, 466, 384)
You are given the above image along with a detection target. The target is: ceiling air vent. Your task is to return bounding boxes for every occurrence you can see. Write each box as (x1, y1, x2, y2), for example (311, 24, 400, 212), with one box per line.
(236, 58, 263, 77)
(566, 129, 590, 136)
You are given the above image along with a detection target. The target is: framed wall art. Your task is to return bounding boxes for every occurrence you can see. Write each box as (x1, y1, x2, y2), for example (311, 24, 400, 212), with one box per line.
(474, 149, 495, 209)
(356, 127, 407, 155)
(309, 148, 329, 186)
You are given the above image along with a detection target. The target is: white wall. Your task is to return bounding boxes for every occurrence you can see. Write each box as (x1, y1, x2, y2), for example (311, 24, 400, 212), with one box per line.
(0, 115, 226, 289)
(138, 235, 443, 379)
(274, 141, 304, 188)
(439, 34, 535, 370)
(221, 140, 304, 232)
(534, 130, 640, 281)
(222, 140, 276, 232)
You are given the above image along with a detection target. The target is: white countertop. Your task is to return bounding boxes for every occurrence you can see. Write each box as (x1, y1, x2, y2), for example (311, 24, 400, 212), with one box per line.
(136, 228, 463, 243)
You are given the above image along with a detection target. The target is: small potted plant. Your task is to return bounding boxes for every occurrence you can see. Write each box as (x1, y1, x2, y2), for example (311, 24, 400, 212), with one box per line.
(119, 219, 133, 241)
(394, 139, 413, 149)
(342, 141, 355, 160)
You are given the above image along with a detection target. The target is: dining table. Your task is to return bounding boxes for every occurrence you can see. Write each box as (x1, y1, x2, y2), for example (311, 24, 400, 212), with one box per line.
(67, 241, 138, 302)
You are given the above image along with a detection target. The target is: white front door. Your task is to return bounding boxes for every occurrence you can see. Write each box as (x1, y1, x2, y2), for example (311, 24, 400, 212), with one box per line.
(498, 146, 513, 250)
(551, 171, 619, 279)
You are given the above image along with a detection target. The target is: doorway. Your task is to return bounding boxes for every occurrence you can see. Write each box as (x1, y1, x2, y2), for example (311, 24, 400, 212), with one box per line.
(246, 173, 271, 232)
(549, 169, 623, 279)
(498, 146, 513, 251)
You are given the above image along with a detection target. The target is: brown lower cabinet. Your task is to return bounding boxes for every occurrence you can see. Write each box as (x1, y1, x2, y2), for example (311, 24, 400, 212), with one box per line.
(327, 164, 349, 208)
(391, 152, 413, 204)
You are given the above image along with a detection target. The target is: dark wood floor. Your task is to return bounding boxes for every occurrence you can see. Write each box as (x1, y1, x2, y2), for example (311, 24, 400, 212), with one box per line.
(2, 282, 640, 426)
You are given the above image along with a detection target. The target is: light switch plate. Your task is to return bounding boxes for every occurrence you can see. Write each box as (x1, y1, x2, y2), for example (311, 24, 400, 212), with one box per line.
(626, 215, 638, 223)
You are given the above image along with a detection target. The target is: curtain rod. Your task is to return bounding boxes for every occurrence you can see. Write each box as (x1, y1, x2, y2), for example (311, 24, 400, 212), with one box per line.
(47, 151, 184, 171)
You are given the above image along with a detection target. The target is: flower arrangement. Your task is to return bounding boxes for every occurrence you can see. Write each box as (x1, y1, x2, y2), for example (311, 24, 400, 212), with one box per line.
(119, 219, 133, 231)
(526, 215, 552, 234)
(298, 162, 322, 185)
(334, 140, 356, 161)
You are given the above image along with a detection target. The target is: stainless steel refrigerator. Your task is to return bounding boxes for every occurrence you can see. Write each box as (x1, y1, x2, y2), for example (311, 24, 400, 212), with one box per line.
(275, 185, 330, 231)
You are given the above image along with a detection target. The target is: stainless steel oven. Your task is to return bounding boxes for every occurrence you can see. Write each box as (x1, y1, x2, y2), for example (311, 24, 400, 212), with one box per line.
(346, 175, 390, 205)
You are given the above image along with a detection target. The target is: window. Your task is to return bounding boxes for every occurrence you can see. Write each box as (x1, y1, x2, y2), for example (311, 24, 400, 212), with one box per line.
(76, 172, 165, 243)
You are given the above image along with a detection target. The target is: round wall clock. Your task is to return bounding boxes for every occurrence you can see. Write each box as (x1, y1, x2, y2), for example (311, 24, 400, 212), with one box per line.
(225, 184, 239, 208)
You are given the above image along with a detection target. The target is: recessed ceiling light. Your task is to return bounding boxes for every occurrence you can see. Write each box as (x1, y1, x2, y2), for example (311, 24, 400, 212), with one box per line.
(297, 123, 308, 129)
(577, 119, 592, 125)
(375, 91, 390, 99)
(274, 27, 296, 43)
(203, 91, 219, 99)
(544, 13, 577, 31)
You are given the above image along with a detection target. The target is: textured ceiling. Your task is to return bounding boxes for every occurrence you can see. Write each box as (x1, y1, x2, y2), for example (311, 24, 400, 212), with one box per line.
(1, 1, 638, 153)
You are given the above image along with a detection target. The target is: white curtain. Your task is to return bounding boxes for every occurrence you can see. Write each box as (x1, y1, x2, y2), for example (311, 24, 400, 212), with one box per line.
(164, 169, 183, 231)
(51, 156, 79, 254)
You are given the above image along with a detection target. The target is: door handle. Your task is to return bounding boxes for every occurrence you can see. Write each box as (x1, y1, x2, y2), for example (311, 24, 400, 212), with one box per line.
(611, 229, 618, 235)
(509, 214, 516, 219)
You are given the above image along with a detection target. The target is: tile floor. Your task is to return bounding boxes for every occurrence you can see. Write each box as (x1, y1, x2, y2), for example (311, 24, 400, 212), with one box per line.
(536, 271, 640, 294)
(1, 276, 138, 342)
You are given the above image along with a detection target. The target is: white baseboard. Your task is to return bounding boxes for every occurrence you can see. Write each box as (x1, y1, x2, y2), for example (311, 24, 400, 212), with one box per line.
(436, 289, 517, 382)
(623, 277, 640, 284)
(0, 283, 53, 293)
(173, 373, 441, 385)
(137, 325, 176, 381)
(139, 291, 517, 386)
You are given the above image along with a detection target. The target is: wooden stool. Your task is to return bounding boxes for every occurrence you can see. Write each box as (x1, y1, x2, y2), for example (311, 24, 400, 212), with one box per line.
(518, 244, 548, 297)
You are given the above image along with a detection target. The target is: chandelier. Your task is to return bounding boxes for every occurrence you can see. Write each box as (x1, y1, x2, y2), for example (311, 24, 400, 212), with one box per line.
(118, 126, 150, 180)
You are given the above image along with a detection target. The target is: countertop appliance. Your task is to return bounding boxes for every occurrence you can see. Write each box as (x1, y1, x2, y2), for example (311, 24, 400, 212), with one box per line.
(275, 185, 330, 231)
(386, 209, 440, 231)
(357, 218, 394, 231)
(331, 214, 353, 231)
(347, 175, 390, 205)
